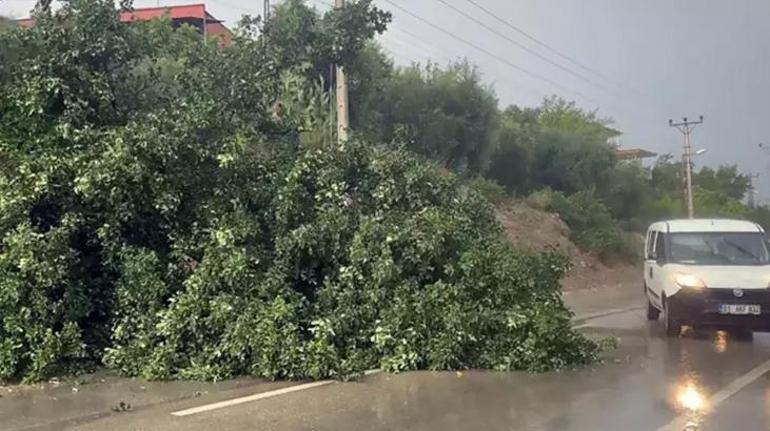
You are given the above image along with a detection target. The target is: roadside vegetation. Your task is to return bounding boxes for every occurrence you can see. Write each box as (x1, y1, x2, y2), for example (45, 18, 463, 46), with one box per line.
(0, 0, 764, 384)
(0, 0, 604, 383)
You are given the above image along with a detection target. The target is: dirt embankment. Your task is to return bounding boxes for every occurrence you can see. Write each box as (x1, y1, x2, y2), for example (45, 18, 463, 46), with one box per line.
(497, 203, 638, 291)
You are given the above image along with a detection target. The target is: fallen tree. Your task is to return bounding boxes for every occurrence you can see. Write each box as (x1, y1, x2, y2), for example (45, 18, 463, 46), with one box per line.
(0, 0, 600, 383)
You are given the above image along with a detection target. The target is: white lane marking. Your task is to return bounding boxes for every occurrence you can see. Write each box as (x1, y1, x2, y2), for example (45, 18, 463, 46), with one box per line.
(656, 357, 770, 431)
(171, 380, 334, 416)
(170, 304, 645, 417)
(170, 369, 382, 417)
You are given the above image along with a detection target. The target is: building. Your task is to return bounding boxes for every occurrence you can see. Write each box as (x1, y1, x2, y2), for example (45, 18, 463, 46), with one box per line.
(615, 148, 658, 161)
(16, 3, 232, 46)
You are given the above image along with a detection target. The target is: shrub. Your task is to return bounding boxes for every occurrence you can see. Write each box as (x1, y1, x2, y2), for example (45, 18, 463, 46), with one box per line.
(0, 140, 602, 382)
(0, 0, 601, 382)
(466, 176, 509, 205)
(529, 189, 640, 262)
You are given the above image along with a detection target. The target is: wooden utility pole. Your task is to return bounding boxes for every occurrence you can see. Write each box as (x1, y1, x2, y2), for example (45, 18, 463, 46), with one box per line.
(334, 0, 350, 143)
(669, 116, 704, 219)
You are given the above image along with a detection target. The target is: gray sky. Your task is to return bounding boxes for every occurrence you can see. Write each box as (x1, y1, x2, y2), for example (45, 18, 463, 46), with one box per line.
(3, 0, 770, 201)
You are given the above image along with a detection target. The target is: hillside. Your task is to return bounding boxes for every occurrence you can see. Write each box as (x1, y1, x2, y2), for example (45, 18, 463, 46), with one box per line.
(497, 203, 638, 291)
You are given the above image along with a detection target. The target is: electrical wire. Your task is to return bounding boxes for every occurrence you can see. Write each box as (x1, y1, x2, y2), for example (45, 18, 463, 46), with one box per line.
(435, 0, 605, 91)
(460, 0, 664, 106)
(381, 0, 592, 101)
(461, 0, 615, 85)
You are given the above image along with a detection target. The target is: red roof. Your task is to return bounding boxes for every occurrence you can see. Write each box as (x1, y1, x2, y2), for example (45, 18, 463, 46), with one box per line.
(15, 4, 232, 44)
(120, 4, 209, 22)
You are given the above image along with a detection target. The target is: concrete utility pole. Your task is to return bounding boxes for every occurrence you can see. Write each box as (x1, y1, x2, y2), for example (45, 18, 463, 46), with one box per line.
(334, 0, 350, 143)
(669, 116, 704, 219)
(264, 0, 270, 23)
(747, 173, 760, 209)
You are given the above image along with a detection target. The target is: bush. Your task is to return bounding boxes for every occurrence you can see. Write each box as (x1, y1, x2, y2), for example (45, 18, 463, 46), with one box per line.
(0, 0, 601, 383)
(1, 139, 601, 382)
(530, 189, 639, 262)
(466, 176, 509, 205)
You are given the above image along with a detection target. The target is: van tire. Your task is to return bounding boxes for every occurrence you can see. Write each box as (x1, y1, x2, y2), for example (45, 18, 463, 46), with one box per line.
(647, 299, 660, 321)
(663, 296, 681, 336)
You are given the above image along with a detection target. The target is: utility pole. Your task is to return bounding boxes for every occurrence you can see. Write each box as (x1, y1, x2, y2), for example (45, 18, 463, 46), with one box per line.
(669, 116, 704, 219)
(747, 173, 760, 209)
(334, 0, 350, 143)
(263, 0, 270, 23)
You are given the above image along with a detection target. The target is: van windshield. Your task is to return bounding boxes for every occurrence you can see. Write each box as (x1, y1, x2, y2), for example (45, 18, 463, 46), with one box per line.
(669, 232, 770, 266)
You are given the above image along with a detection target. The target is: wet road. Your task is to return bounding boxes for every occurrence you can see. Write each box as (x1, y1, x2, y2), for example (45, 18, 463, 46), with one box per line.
(4, 288, 770, 430)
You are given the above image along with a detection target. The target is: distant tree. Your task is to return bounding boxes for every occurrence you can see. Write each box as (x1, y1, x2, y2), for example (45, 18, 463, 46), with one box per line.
(368, 60, 499, 172)
(529, 97, 618, 195)
(693, 187, 748, 217)
(603, 160, 653, 229)
(486, 106, 539, 193)
(537, 96, 619, 142)
(693, 165, 750, 201)
(347, 43, 394, 135)
(530, 128, 616, 194)
(650, 154, 683, 198)
(263, 0, 391, 94)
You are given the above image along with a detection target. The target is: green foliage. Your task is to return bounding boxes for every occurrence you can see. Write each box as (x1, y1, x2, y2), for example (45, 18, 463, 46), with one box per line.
(486, 106, 539, 193)
(693, 165, 750, 201)
(364, 60, 500, 172)
(746, 206, 770, 232)
(466, 176, 508, 205)
(486, 98, 617, 195)
(603, 161, 653, 231)
(692, 187, 748, 218)
(0, 0, 600, 382)
(531, 189, 639, 262)
(644, 155, 754, 223)
(265, 0, 391, 78)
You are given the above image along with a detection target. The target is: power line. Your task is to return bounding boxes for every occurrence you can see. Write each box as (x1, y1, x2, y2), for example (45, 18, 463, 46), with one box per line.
(382, 33, 449, 65)
(460, 0, 665, 107)
(381, 0, 592, 101)
(461, 0, 615, 85)
(434, 0, 605, 92)
(386, 26, 458, 64)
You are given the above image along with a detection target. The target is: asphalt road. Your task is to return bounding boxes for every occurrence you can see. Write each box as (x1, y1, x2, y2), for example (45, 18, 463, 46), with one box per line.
(4, 286, 770, 431)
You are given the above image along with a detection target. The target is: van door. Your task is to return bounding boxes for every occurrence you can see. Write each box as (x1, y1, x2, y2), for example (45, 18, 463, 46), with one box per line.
(644, 230, 663, 308)
(650, 231, 668, 307)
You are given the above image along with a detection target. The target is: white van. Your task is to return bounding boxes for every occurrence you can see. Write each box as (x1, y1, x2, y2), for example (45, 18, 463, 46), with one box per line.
(644, 219, 770, 336)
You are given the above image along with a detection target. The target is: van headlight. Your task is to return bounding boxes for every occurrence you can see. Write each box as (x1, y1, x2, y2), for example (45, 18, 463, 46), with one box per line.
(675, 273, 706, 290)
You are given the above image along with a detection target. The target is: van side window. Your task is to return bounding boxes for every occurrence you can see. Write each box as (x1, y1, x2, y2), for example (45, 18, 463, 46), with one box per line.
(646, 231, 657, 259)
(654, 232, 666, 261)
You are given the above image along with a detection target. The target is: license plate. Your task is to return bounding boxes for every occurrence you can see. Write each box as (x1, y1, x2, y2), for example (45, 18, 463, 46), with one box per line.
(719, 304, 761, 315)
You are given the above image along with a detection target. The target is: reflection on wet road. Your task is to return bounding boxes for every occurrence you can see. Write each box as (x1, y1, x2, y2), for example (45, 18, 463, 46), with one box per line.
(4, 307, 770, 430)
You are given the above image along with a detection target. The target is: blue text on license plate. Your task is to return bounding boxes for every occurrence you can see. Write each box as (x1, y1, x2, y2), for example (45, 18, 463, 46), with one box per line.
(719, 304, 761, 315)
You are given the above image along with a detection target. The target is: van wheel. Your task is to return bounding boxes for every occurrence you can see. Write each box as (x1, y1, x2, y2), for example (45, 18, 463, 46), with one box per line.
(647, 299, 660, 321)
(664, 296, 681, 336)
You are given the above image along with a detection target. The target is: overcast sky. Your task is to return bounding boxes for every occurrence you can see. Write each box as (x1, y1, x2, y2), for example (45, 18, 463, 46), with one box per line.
(3, 0, 770, 201)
